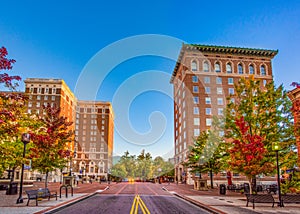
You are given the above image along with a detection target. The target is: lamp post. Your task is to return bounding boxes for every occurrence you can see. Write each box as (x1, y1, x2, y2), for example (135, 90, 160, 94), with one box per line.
(272, 142, 282, 207)
(16, 133, 30, 204)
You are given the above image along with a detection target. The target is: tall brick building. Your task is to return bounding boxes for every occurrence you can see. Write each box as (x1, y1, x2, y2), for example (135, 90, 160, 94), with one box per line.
(170, 44, 278, 184)
(24, 78, 114, 180)
(75, 101, 114, 179)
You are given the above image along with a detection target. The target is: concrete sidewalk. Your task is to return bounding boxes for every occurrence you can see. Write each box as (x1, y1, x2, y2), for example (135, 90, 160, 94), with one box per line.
(0, 181, 110, 214)
(162, 183, 300, 214)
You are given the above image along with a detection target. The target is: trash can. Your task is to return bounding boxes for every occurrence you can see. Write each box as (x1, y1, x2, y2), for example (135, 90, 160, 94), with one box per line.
(219, 184, 226, 195)
(6, 182, 18, 195)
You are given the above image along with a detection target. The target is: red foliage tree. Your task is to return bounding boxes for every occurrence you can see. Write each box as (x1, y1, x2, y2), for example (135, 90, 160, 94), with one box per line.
(228, 117, 274, 192)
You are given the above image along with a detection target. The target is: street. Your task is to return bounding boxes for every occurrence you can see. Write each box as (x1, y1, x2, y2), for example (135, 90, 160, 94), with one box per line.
(52, 182, 211, 214)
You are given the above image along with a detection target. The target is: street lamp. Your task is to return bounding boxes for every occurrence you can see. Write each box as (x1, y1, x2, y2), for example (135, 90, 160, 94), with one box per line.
(272, 142, 283, 207)
(16, 133, 30, 204)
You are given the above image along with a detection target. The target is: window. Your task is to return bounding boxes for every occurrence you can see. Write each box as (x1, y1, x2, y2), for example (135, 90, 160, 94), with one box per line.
(194, 107, 199, 114)
(44, 95, 48, 100)
(204, 76, 210, 83)
(38, 88, 42, 93)
(28, 102, 32, 107)
(205, 87, 211, 94)
(203, 61, 209, 72)
(191, 61, 197, 71)
(37, 95, 41, 100)
(36, 102, 40, 107)
(217, 87, 223, 94)
(51, 96, 55, 101)
(193, 86, 199, 93)
(260, 65, 266, 75)
(206, 108, 212, 115)
(217, 98, 223, 105)
(194, 118, 200, 125)
(228, 78, 234, 85)
(193, 97, 199, 104)
(29, 88, 34, 93)
(215, 62, 221, 72)
(263, 80, 267, 86)
(52, 88, 56, 94)
(192, 76, 198, 83)
(218, 108, 223, 115)
(249, 65, 255, 74)
(216, 77, 222, 84)
(229, 88, 234, 95)
(226, 63, 232, 73)
(194, 129, 200, 136)
(238, 64, 243, 74)
(45, 88, 49, 94)
(205, 97, 211, 104)
(206, 118, 212, 126)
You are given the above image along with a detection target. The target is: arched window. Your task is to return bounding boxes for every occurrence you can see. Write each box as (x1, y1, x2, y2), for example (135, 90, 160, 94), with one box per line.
(215, 62, 221, 72)
(260, 65, 266, 76)
(203, 61, 209, 72)
(249, 64, 255, 74)
(191, 60, 197, 71)
(226, 63, 232, 73)
(238, 64, 243, 74)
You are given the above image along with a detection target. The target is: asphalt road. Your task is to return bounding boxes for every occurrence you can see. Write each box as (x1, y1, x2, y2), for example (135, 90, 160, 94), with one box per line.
(52, 182, 212, 214)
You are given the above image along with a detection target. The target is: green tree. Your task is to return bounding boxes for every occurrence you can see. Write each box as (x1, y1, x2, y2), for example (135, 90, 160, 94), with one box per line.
(136, 149, 152, 180)
(29, 104, 74, 187)
(224, 77, 296, 192)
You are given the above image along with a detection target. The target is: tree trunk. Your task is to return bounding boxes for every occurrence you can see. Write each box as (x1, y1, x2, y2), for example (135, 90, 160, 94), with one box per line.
(251, 175, 257, 194)
(45, 171, 49, 188)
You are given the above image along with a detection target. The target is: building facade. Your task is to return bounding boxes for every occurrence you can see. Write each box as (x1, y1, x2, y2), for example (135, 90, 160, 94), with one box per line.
(170, 44, 278, 184)
(75, 101, 114, 180)
(24, 78, 114, 181)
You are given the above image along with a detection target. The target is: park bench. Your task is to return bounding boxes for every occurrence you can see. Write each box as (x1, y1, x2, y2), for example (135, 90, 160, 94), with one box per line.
(245, 194, 275, 209)
(281, 194, 300, 207)
(25, 188, 57, 206)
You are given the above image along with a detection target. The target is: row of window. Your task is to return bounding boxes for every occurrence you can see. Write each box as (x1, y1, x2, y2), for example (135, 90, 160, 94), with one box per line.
(29, 95, 56, 101)
(28, 102, 56, 108)
(29, 87, 57, 94)
(191, 60, 267, 75)
(192, 76, 234, 84)
(192, 86, 234, 95)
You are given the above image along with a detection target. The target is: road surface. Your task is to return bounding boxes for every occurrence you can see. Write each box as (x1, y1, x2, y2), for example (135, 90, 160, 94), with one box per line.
(53, 182, 212, 214)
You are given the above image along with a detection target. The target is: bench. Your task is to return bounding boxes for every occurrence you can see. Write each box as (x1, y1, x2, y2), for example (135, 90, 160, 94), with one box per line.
(245, 194, 275, 209)
(25, 188, 57, 206)
(281, 194, 300, 207)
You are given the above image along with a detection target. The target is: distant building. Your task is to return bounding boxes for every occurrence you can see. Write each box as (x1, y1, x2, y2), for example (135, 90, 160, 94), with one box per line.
(24, 78, 114, 181)
(75, 101, 114, 179)
(170, 44, 278, 184)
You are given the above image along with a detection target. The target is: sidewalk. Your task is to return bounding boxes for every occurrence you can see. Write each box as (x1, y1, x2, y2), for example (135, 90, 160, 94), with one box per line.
(0, 181, 110, 214)
(162, 183, 300, 214)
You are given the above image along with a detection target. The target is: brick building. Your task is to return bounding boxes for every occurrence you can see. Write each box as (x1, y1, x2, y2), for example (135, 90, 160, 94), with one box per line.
(170, 44, 278, 184)
(75, 101, 114, 180)
(24, 78, 114, 181)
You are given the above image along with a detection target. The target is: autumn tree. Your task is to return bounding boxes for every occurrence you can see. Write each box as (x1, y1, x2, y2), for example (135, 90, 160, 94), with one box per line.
(29, 104, 74, 187)
(224, 77, 296, 192)
(0, 46, 33, 178)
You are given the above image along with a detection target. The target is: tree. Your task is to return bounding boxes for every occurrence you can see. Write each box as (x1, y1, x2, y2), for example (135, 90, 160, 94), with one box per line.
(29, 104, 74, 187)
(136, 149, 152, 180)
(224, 77, 296, 192)
(0, 46, 31, 178)
(186, 130, 225, 188)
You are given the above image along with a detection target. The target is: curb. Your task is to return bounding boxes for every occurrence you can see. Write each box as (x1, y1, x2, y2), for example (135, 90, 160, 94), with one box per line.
(37, 186, 110, 214)
(162, 186, 226, 214)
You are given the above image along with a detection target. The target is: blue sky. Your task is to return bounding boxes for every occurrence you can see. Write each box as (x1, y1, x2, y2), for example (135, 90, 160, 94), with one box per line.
(1, 0, 300, 159)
